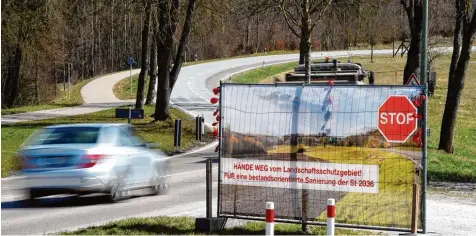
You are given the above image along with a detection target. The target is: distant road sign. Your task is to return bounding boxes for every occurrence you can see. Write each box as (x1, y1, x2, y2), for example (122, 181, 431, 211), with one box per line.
(406, 73, 420, 85)
(378, 95, 418, 142)
(127, 57, 136, 65)
(115, 108, 144, 119)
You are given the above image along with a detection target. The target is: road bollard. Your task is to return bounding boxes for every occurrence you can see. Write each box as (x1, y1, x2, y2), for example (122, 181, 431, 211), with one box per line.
(327, 198, 335, 236)
(174, 119, 182, 151)
(195, 116, 202, 141)
(266, 202, 274, 236)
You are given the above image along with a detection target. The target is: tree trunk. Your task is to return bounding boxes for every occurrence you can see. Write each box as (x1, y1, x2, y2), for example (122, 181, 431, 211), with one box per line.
(402, 1, 423, 84)
(448, 0, 463, 85)
(403, 30, 422, 84)
(154, 0, 179, 121)
(255, 14, 260, 53)
(298, 25, 311, 65)
(439, 11, 476, 153)
(146, 17, 158, 105)
(6, 45, 22, 108)
(135, 1, 151, 109)
(35, 53, 40, 105)
(169, 0, 197, 89)
(154, 0, 197, 121)
(301, 7, 312, 82)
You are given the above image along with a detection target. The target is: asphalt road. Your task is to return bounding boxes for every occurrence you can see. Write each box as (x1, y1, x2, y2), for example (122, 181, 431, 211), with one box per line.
(2, 48, 476, 235)
(1, 146, 219, 235)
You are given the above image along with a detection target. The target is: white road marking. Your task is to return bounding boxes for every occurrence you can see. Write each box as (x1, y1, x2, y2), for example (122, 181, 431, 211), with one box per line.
(163, 167, 218, 178)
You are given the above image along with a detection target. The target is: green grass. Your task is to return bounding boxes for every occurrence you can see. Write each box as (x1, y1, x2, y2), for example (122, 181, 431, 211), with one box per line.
(1, 105, 213, 177)
(62, 216, 374, 235)
(269, 146, 417, 228)
(232, 62, 298, 84)
(1, 78, 94, 115)
(113, 74, 150, 100)
(232, 54, 476, 183)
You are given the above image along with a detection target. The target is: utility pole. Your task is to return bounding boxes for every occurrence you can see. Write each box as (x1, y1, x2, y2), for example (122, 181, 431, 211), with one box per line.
(420, 0, 429, 234)
(130, 63, 133, 95)
(68, 62, 71, 99)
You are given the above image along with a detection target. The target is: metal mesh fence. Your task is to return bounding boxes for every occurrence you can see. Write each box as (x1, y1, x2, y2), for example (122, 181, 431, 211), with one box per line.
(218, 83, 425, 231)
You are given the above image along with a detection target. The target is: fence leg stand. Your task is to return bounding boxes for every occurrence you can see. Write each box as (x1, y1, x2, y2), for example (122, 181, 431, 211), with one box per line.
(195, 158, 226, 233)
(206, 158, 212, 219)
(327, 198, 335, 236)
(266, 202, 274, 236)
(411, 182, 420, 234)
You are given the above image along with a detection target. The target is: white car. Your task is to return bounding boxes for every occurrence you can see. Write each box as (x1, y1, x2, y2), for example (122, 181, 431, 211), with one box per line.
(18, 123, 169, 203)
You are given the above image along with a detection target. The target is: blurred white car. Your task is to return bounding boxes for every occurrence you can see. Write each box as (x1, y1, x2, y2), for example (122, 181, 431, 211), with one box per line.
(18, 123, 169, 203)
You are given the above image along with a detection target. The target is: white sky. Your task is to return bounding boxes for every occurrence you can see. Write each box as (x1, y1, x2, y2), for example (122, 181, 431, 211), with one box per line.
(221, 85, 422, 137)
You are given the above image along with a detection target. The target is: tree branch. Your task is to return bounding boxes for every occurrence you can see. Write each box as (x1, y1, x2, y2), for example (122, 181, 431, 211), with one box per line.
(400, 0, 408, 10)
(276, 0, 301, 37)
(310, 0, 332, 31)
(468, 11, 476, 37)
(282, 11, 301, 37)
(310, 0, 332, 14)
(170, 0, 197, 89)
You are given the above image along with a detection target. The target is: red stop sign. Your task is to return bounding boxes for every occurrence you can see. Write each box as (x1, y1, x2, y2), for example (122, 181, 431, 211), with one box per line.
(378, 95, 418, 142)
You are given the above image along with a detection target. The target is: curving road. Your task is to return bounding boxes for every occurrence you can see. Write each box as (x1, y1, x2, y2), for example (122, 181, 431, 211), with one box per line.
(2, 48, 475, 235)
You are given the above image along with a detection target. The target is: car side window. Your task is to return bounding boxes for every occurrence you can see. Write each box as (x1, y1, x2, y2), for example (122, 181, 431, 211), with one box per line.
(117, 128, 134, 146)
(117, 127, 145, 147)
(99, 126, 118, 144)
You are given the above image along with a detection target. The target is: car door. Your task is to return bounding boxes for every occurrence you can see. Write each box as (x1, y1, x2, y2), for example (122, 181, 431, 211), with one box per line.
(127, 128, 157, 188)
(116, 127, 149, 190)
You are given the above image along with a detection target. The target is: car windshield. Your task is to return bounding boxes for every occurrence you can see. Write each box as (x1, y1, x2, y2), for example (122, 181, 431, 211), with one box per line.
(24, 126, 101, 145)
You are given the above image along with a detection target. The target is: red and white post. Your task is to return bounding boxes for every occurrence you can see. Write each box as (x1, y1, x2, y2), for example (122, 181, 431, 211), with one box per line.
(266, 202, 275, 236)
(327, 198, 336, 236)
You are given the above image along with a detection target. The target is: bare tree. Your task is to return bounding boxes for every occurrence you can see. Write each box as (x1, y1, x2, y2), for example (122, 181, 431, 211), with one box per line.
(448, 0, 464, 85)
(277, 0, 332, 64)
(400, 0, 423, 84)
(439, 0, 476, 153)
(135, 0, 152, 109)
(146, 7, 158, 105)
(154, 0, 197, 121)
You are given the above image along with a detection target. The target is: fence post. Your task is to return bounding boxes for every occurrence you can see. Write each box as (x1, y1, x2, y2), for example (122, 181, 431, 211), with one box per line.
(266, 202, 274, 236)
(195, 157, 226, 233)
(411, 173, 420, 234)
(369, 71, 375, 85)
(174, 119, 182, 151)
(206, 158, 212, 219)
(327, 198, 335, 236)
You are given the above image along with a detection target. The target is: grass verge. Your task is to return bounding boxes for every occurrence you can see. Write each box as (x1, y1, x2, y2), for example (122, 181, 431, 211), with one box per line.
(1, 78, 94, 115)
(232, 54, 476, 183)
(232, 62, 298, 84)
(1, 105, 213, 177)
(62, 216, 374, 235)
(113, 74, 150, 100)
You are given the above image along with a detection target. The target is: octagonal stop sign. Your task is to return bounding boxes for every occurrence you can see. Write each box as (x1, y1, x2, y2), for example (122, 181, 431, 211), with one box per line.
(378, 95, 418, 142)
